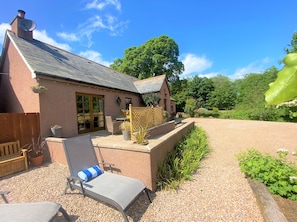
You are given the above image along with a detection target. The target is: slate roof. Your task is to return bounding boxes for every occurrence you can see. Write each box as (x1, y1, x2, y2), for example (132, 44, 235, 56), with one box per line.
(5, 31, 156, 94)
(133, 75, 166, 94)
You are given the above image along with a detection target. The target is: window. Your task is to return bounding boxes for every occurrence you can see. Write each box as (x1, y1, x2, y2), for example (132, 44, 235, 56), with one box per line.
(125, 98, 132, 110)
(76, 93, 105, 133)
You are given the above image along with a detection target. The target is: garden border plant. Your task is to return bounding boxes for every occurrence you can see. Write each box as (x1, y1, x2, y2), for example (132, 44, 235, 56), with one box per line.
(236, 149, 297, 200)
(157, 126, 210, 190)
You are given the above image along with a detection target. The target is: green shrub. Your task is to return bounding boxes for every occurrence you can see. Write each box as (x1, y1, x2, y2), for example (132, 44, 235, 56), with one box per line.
(194, 107, 209, 117)
(163, 110, 170, 122)
(212, 107, 219, 114)
(157, 126, 210, 190)
(219, 109, 250, 120)
(247, 108, 279, 121)
(132, 125, 149, 145)
(184, 98, 197, 117)
(219, 107, 287, 122)
(237, 149, 297, 200)
(176, 112, 183, 118)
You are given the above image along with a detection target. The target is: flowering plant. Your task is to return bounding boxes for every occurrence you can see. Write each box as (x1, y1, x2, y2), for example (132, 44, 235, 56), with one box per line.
(121, 109, 129, 117)
(119, 121, 130, 131)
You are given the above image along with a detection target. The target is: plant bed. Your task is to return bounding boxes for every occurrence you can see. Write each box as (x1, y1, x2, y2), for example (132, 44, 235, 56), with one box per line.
(237, 148, 297, 221)
(273, 194, 297, 222)
(157, 126, 209, 190)
(237, 149, 297, 201)
(248, 177, 297, 222)
(248, 178, 287, 221)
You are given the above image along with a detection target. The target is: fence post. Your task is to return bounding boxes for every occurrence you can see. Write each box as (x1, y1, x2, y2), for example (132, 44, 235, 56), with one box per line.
(129, 104, 133, 138)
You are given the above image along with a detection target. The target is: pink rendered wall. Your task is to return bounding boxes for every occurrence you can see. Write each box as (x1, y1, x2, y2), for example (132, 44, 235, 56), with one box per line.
(38, 77, 142, 138)
(46, 138, 152, 190)
(0, 37, 142, 138)
(0, 35, 176, 139)
(95, 147, 152, 189)
(46, 121, 194, 191)
(158, 81, 176, 118)
(0, 39, 40, 113)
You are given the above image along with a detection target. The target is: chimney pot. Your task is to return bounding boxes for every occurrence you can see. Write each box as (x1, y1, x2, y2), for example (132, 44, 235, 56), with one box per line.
(18, 10, 25, 18)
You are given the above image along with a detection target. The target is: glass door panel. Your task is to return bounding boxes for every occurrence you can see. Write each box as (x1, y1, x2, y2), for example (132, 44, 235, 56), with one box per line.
(77, 94, 105, 133)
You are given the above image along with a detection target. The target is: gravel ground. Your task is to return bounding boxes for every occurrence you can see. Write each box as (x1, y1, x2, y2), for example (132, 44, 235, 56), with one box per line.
(1, 118, 297, 221)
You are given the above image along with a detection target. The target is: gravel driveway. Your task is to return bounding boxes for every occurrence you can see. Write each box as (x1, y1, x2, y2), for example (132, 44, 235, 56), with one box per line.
(1, 118, 297, 221)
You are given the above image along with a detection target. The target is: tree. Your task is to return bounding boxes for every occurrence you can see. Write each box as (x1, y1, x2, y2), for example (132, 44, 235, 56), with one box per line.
(207, 75, 236, 110)
(141, 93, 161, 106)
(235, 67, 278, 109)
(284, 32, 297, 54)
(110, 35, 184, 82)
(188, 76, 214, 107)
(170, 78, 189, 112)
(184, 98, 197, 117)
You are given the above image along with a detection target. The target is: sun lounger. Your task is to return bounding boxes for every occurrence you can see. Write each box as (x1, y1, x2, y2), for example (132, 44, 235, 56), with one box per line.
(0, 191, 71, 222)
(62, 134, 151, 222)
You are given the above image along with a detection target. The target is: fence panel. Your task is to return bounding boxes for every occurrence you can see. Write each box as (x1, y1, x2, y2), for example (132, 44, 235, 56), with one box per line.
(0, 113, 40, 146)
(129, 105, 163, 133)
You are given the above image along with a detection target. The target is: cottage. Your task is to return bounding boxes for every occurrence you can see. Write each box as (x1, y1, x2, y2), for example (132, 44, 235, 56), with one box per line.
(0, 10, 176, 138)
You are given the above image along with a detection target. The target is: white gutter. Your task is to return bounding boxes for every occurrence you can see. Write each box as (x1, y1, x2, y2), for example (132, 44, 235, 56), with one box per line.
(7, 31, 36, 79)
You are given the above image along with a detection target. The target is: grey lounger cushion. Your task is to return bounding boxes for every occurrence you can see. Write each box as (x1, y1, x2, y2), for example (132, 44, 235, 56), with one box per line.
(72, 171, 146, 210)
(0, 201, 65, 222)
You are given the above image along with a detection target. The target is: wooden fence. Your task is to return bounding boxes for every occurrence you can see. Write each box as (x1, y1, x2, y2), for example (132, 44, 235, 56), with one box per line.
(0, 113, 40, 146)
(129, 104, 163, 133)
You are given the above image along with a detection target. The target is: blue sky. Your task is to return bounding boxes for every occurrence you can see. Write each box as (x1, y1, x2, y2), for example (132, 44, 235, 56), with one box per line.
(1, 0, 296, 79)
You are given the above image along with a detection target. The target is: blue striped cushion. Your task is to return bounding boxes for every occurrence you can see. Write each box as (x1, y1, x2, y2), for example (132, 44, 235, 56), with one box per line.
(77, 165, 103, 181)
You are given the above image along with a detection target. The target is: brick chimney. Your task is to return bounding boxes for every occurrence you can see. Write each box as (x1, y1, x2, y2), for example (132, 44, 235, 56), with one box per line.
(18, 9, 25, 18)
(10, 10, 34, 41)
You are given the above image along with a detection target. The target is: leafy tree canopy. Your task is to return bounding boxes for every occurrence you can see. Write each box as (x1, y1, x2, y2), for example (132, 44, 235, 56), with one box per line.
(184, 98, 197, 117)
(141, 93, 161, 106)
(207, 75, 236, 110)
(235, 67, 278, 108)
(110, 35, 184, 82)
(170, 78, 189, 112)
(188, 76, 214, 107)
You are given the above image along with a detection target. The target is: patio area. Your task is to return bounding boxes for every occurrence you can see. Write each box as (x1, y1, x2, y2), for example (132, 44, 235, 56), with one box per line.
(0, 118, 269, 221)
(46, 120, 193, 191)
(2, 118, 296, 221)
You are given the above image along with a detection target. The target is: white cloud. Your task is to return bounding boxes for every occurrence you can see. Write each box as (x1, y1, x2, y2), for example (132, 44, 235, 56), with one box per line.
(81, 0, 127, 42)
(57, 32, 79, 42)
(78, 15, 128, 47)
(104, 15, 128, 36)
(55, 0, 127, 47)
(230, 57, 271, 79)
(0, 23, 11, 44)
(86, 0, 121, 11)
(0, 23, 72, 52)
(197, 72, 220, 79)
(78, 16, 106, 47)
(34, 29, 72, 51)
(79, 50, 111, 67)
(180, 53, 213, 78)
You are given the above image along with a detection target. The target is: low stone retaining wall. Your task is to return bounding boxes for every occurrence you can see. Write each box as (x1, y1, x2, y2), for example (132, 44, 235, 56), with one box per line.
(147, 120, 175, 138)
(46, 120, 194, 191)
